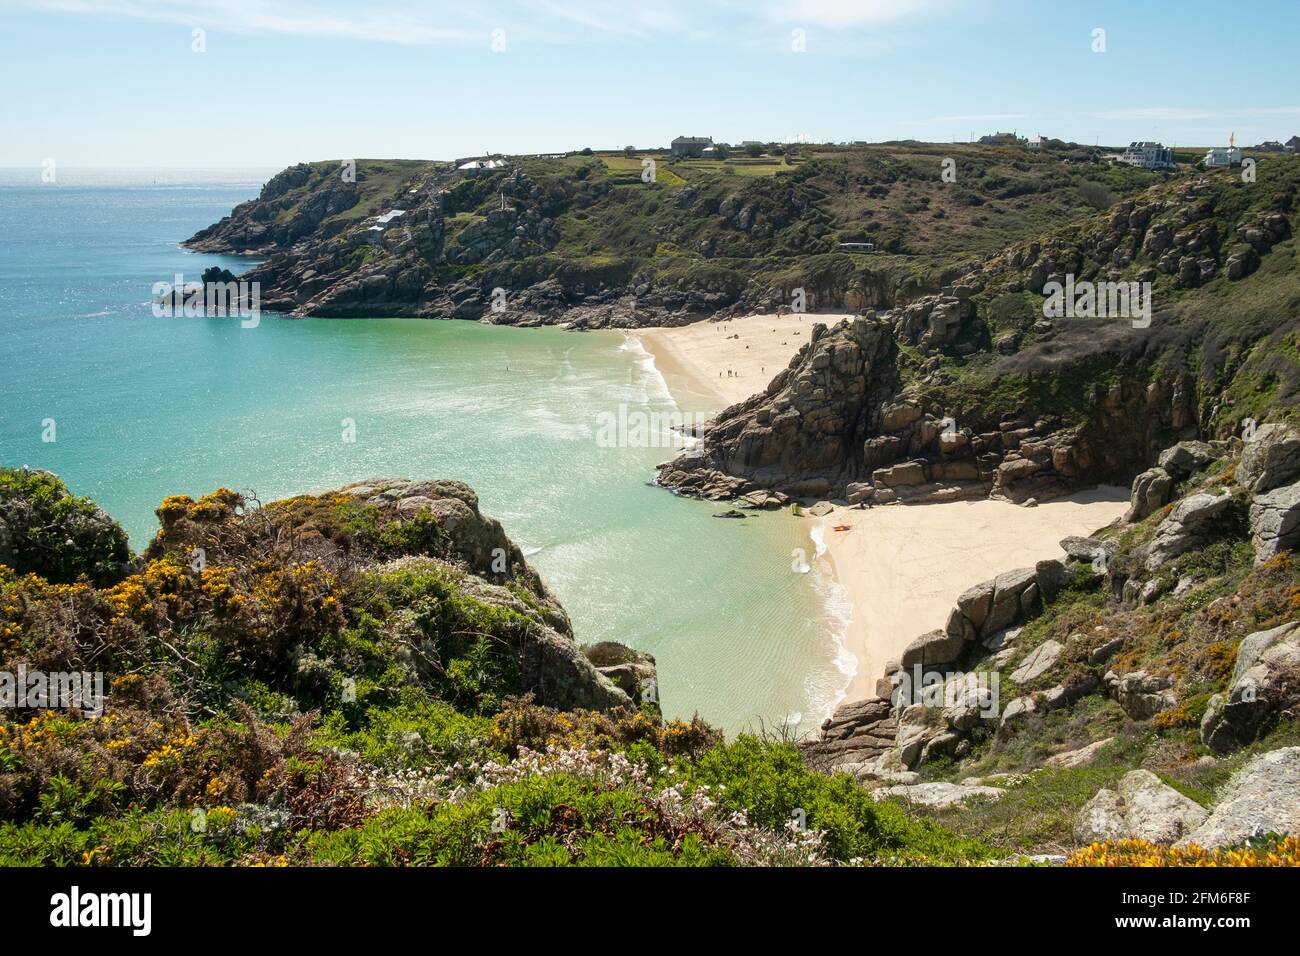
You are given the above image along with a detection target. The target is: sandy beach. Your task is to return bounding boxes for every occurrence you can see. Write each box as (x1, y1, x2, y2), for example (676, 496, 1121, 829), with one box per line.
(632, 312, 855, 410)
(634, 312, 1132, 717)
(815, 491, 1130, 702)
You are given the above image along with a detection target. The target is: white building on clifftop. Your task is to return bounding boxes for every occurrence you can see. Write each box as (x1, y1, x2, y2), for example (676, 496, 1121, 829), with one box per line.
(1117, 142, 1176, 170)
(1204, 146, 1243, 168)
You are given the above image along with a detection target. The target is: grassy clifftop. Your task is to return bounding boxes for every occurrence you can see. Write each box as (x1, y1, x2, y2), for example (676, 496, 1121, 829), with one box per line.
(185, 142, 1165, 324)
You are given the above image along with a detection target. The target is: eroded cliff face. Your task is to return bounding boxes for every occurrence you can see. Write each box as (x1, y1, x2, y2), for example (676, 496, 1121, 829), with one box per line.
(656, 307, 1202, 506)
(657, 317, 900, 500)
(659, 163, 1300, 506)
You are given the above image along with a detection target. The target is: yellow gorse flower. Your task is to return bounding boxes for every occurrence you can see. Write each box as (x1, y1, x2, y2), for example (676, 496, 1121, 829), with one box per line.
(1067, 836, 1300, 867)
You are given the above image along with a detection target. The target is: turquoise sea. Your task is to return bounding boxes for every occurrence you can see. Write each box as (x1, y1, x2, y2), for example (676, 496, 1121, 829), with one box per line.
(0, 168, 853, 736)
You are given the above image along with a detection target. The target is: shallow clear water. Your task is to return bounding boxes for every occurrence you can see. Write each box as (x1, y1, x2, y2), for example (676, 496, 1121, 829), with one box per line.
(0, 169, 852, 736)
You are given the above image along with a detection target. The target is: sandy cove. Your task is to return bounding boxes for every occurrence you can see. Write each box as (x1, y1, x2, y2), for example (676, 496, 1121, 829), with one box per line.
(632, 311, 855, 410)
(815, 492, 1129, 702)
(634, 313, 1131, 712)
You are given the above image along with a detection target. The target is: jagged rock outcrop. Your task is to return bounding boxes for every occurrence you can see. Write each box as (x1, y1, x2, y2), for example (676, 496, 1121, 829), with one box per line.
(1125, 467, 1176, 523)
(187, 163, 361, 254)
(800, 697, 898, 772)
(582, 641, 660, 709)
(656, 317, 901, 499)
(1075, 770, 1208, 845)
(1200, 622, 1300, 752)
(800, 430, 1300, 849)
(148, 476, 644, 714)
(1124, 440, 1225, 523)
(658, 166, 1298, 508)
(1107, 670, 1177, 720)
(1238, 424, 1300, 493)
(330, 479, 638, 712)
(1177, 747, 1300, 849)
(1249, 479, 1300, 563)
(1143, 492, 1235, 570)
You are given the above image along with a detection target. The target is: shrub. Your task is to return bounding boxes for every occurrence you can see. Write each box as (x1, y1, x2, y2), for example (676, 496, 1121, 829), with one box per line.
(0, 469, 131, 585)
(681, 736, 992, 863)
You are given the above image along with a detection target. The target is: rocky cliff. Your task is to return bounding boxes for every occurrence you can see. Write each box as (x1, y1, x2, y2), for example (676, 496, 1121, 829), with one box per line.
(185, 143, 1168, 327)
(660, 159, 1300, 504)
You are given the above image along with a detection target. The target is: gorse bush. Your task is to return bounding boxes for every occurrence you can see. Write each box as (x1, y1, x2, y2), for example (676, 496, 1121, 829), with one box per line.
(0, 475, 994, 866)
(1068, 835, 1300, 867)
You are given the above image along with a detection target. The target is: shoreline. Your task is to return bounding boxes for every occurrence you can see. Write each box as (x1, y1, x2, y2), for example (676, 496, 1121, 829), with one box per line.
(814, 491, 1132, 706)
(630, 327, 731, 412)
(628, 311, 855, 412)
(633, 316, 1133, 725)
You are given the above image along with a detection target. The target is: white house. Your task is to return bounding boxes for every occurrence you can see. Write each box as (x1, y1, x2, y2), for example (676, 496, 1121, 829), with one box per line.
(1203, 146, 1243, 168)
(1117, 142, 1176, 170)
(1026, 135, 1044, 150)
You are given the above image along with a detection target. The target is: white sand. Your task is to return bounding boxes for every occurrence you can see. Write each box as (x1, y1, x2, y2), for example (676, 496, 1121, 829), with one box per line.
(817, 491, 1130, 701)
(632, 312, 854, 410)
(635, 311, 1132, 713)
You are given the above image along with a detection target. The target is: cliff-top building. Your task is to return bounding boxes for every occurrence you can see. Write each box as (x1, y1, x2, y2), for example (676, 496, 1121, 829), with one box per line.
(671, 136, 713, 158)
(1204, 145, 1243, 168)
(1117, 141, 1176, 170)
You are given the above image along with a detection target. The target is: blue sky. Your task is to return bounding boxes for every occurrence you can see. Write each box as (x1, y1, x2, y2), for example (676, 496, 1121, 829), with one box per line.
(2, 0, 1299, 167)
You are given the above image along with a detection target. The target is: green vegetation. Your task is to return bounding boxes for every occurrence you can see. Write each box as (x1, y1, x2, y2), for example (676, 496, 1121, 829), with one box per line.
(906, 157, 1300, 439)
(197, 142, 1183, 316)
(0, 470, 989, 866)
(0, 469, 130, 586)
